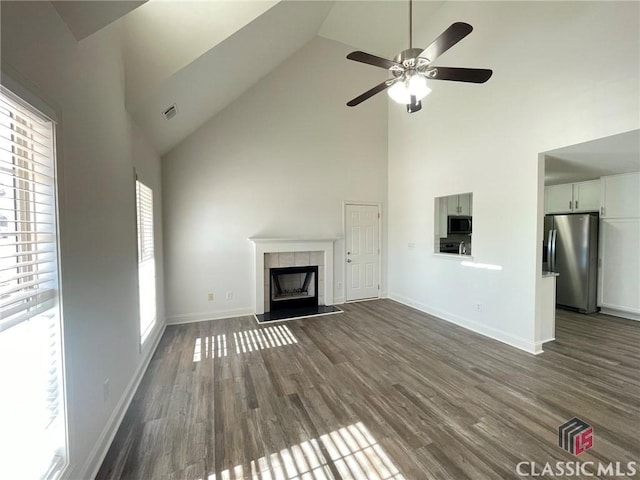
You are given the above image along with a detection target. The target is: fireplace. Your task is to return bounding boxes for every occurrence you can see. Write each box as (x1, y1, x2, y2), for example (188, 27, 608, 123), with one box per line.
(250, 237, 338, 316)
(270, 265, 318, 311)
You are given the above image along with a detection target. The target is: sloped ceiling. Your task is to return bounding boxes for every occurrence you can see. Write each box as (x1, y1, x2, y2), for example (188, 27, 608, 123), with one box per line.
(52, 1, 146, 40)
(129, 1, 334, 154)
(320, 0, 445, 60)
(122, 0, 279, 112)
(53, 0, 452, 155)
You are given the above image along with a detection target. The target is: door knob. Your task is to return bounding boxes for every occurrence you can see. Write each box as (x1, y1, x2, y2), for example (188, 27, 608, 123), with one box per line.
(347, 259, 352, 263)
(347, 251, 351, 255)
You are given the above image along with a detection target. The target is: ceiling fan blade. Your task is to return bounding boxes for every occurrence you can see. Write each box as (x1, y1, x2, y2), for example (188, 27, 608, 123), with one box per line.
(347, 80, 395, 107)
(428, 66, 493, 83)
(418, 22, 473, 63)
(347, 51, 403, 70)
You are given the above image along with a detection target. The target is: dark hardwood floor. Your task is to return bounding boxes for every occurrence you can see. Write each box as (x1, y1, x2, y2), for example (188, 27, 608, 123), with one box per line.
(97, 300, 640, 479)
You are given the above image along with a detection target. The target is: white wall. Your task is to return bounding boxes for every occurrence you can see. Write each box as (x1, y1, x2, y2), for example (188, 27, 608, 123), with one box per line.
(387, 2, 639, 352)
(163, 36, 388, 323)
(1, 2, 164, 478)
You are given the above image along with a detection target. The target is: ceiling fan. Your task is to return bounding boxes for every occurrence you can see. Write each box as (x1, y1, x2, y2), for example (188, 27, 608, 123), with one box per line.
(346, 0, 493, 113)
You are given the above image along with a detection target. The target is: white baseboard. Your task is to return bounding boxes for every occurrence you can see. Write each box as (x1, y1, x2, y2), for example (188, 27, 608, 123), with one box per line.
(334, 294, 390, 304)
(388, 293, 541, 355)
(77, 321, 167, 480)
(600, 307, 640, 321)
(534, 337, 556, 354)
(531, 342, 545, 355)
(166, 307, 255, 325)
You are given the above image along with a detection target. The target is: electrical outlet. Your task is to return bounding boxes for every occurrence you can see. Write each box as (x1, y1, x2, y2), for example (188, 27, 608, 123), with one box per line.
(208, 293, 214, 301)
(337, 282, 343, 290)
(408, 242, 415, 250)
(103, 378, 110, 403)
(226, 291, 233, 301)
(476, 303, 482, 312)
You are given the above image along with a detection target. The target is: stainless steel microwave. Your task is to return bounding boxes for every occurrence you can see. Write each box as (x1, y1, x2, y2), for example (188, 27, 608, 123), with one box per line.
(448, 215, 472, 235)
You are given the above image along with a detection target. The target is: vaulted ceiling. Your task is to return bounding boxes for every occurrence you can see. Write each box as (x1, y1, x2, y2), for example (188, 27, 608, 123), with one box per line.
(125, 1, 334, 154)
(52, 0, 448, 155)
(52, 0, 146, 40)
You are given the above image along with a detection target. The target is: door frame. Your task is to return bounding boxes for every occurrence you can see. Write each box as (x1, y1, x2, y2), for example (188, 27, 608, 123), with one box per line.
(342, 201, 382, 302)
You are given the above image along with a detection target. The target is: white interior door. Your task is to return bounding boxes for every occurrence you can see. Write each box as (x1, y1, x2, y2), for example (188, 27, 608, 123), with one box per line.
(345, 204, 380, 301)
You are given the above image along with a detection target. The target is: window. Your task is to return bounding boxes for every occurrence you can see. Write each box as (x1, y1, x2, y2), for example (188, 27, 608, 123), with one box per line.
(0, 87, 66, 479)
(136, 178, 156, 343)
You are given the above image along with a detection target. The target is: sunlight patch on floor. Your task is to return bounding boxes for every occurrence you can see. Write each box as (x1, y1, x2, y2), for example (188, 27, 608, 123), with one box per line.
(203, 422, 405, 480)
(233, 325, 298, 354)
(193, 334, 227, 361)
(193, 325, 299, 362)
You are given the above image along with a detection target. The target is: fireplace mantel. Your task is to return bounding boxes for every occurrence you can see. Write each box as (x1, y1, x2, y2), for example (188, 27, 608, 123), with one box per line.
(250, 237, 338, 315)
(250, 237, 341, 244)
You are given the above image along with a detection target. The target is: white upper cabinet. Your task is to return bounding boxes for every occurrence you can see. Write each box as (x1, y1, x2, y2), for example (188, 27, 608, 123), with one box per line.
(573, 180, 601, 212)
(545, 180, 601, 214)
(447, 193, 472, 215)
(458, 193, 472, 215)
(545, 183, 574, 213)
(447, 195, 459, 215)
(601, 172, 640, 219)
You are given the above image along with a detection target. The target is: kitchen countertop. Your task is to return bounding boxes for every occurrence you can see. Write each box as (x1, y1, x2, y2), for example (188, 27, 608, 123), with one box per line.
(542, 271, 560, 278)
(433, 253, 474, 259)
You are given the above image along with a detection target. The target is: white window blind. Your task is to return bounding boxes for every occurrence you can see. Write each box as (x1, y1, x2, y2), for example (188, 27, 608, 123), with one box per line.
(136, 179, 156, 343)
(0, 87, 66, 479)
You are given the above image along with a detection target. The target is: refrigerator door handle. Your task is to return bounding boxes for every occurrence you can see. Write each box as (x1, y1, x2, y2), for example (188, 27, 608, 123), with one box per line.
(551, 229, 557, 272)
(547, 229, 554, 271)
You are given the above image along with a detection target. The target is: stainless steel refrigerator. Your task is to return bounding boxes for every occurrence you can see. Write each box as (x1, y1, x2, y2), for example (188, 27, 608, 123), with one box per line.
(543, 213, 599, 313)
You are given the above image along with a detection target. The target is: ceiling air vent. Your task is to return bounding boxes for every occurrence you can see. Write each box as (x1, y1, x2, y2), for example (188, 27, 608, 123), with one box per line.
(163, 104, 178, 120)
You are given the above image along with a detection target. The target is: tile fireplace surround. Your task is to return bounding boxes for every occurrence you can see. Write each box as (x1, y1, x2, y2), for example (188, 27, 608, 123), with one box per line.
(250, 238, 338, 315)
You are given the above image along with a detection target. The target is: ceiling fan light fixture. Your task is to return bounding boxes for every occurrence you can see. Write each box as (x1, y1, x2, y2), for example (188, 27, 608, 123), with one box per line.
(387, 74, 431, 105)
(388, 81, 411, 104)
(408, 74, 431, 100)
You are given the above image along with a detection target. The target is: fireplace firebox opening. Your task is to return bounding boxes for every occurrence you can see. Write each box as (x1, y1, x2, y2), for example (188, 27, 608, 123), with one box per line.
(270, 265, 318, 311)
